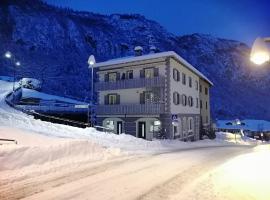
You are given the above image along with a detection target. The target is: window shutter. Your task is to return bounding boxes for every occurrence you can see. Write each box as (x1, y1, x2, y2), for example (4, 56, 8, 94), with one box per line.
(154, 68, 159, 77)
(104, 95, 109, 105)
(140, 69, 145, 78)
(116, 94, 120, 104)
(140, 92, 145, 104)
(104, 74, 109, 82)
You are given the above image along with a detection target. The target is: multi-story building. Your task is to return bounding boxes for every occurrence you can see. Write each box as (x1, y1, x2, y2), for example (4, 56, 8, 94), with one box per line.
(199, 78, 211, 137)
(94, 48, 213, 140)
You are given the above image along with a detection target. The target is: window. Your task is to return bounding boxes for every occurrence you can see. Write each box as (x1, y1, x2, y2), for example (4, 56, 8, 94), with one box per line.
(108, 72, 117, 82)
(189, 118, 193, 131)
(145, 91, 155, 103)
(206, 101, 208, 110)
(126, 70, 133, 79)
(105, 120, 114, 130)
(121, 73, 126, 80)
(108, 94, 117, 105)
(200, 100, 202, 109)
(144, 68, 154, 78)
(188, 96, 193, 107)
(205, 87, 208, 95)
(182, 73, 186, 85)
(196, 98, 199, 108)
(188, 77, 192, 87)
(195, 80, 198, 90)
(182, 94, 187, 106)
(199, 84, 202, 93)
(173, 69, 180, 81)
(173, 92, 180, 105)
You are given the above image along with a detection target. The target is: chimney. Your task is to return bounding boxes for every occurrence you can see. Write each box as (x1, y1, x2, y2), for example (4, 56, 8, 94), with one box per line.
(134, 46, 143, 56)
(149, 45, 158, 54)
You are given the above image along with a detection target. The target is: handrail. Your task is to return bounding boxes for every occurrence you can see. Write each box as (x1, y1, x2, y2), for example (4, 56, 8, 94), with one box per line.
(0, 138, 17, 144)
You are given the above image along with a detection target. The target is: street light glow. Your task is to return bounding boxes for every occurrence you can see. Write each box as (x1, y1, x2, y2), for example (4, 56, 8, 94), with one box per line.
(15, 61, 21, 66)
(5, 51, 12, 59)
(88, 55, 96, 66)
(250, 37, 270, 65)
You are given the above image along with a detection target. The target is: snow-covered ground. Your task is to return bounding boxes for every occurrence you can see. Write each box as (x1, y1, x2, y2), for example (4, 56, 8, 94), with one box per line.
(0, 78, 266, 200)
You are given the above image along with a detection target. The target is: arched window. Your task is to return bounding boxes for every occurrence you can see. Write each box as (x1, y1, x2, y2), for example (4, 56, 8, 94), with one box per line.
(173, 92, 180, 105)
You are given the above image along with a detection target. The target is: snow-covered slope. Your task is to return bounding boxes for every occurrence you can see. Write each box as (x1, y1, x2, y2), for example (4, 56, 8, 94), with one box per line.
(1, 0, 270, 120)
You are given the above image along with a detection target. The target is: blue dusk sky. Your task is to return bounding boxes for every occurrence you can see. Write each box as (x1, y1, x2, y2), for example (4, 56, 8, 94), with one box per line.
(45, 0, 270, 45)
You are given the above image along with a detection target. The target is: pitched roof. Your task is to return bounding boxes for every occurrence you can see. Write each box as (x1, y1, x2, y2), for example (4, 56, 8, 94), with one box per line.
(95, 51, 213, 85)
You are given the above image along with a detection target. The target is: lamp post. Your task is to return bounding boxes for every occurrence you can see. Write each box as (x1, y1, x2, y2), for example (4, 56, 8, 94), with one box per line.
(250, 37, 270, 65)
(4, 51, 21, 102)
(88, 55, 96, 127)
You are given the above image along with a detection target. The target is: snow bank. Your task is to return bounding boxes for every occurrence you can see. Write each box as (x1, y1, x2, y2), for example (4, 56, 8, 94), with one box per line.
(0, 128, 122, 171)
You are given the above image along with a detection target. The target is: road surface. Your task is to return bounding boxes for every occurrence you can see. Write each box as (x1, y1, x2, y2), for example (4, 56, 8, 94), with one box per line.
(3, 144, 268, 200)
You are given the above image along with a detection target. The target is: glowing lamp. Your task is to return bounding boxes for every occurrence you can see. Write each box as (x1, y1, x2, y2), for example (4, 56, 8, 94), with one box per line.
(88, 55, 96, 66)
(5, 51, 12, 58)
(250, 37, 270, 65)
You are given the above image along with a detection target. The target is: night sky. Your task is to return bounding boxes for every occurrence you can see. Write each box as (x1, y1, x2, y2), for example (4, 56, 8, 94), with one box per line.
(45, 0, 270, 45)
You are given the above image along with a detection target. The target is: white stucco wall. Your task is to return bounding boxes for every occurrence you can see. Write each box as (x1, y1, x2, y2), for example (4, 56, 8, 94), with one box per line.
(169, 58, 200, 115)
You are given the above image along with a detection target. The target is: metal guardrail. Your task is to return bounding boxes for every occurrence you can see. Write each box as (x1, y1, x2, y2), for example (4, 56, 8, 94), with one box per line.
(0, 138, 17, 144)
(95, 76, 165, 91)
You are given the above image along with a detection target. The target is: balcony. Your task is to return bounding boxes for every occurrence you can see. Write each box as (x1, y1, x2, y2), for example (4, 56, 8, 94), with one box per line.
(95, 76, 165, 91)
(96, 103, 165, 115)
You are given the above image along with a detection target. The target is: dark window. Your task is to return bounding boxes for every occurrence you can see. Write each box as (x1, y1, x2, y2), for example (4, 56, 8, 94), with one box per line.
(200, 100, 202, 109)
(195, 81, 198, 90)
(205, 87, 208, 95)
(126, 70, 133, 79)
(188, 96, 193, 107)
(173, 92, 180, 105)
(121, 73, 126, 80)
(182, 73, 186, 85)
(182, 94, 187, 106)
(173, 69, 180, 81)
(188, 77, 192, 87)
(199, 85, 202, 93)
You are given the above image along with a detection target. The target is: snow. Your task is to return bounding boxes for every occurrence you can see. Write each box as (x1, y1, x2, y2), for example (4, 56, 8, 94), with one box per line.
(0, 79, 264, 200)
(94, 51, 213, 85)
(216, 119, 270, 132)
(19, 78, 42, 90)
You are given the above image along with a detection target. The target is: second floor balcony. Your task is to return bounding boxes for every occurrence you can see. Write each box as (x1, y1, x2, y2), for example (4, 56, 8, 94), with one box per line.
(95, 76, 165, 91)
(96, 103, 165, 115)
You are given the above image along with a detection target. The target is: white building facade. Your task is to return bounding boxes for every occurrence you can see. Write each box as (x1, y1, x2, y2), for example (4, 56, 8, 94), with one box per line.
(95, 50, 212, 140)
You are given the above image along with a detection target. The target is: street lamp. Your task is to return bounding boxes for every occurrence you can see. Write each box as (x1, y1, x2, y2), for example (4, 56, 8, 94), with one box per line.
(88, 55, 96, 127)
(250, 37, 270, 65)
(4, 51, 21, 102)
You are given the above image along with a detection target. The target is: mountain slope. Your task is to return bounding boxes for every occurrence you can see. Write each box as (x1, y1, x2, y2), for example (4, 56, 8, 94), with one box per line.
(0, 0, 270, 120)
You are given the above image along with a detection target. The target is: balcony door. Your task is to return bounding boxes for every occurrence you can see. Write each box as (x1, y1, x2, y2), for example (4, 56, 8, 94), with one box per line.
(138, 122, 146, 139)
(117, 121, 123, 134)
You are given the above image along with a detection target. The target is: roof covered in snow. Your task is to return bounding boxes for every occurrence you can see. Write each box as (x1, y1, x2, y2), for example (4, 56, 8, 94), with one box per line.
(21, 88, 88, 105)
(216, 119, 270, 132)
(95, 51, 213, 85)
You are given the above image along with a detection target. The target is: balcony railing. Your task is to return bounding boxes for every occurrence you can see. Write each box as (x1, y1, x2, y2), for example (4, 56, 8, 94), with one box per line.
(96, 103, 165, 115)
(95, 76, 165, 91)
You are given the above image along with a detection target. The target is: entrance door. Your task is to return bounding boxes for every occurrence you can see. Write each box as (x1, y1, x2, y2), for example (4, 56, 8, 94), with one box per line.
(117, 121, 123, 134)
(138, 122, 146, 139)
